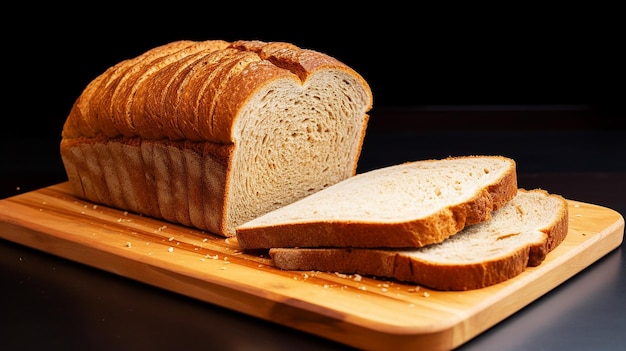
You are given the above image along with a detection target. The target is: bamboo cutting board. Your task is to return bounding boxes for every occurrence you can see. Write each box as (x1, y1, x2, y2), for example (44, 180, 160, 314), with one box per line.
(0, 182, 623, 351)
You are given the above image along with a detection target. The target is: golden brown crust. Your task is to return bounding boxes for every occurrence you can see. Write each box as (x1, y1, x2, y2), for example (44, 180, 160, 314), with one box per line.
(167, 47, 240, 141)
(60, 136, 232, 232)
(97, 41, 197, 138)
(269, 247, 529, 291)
(197, 50, 262, 142)
(390, 249, 530, 291)
(62, 39, 371, 144)
(459, 163, 518, 225)
(526, 191, 569, 266)
(118, 41, 230, 139)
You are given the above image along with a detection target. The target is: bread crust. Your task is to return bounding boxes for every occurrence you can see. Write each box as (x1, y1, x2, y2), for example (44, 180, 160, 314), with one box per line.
(61, 40, 372, 143)
(61, 136, 233, 232)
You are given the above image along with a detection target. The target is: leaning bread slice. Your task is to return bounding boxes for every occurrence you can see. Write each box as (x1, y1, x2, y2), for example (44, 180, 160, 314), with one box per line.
(236, 155, 518, 249)
(269, 189, 569, 291)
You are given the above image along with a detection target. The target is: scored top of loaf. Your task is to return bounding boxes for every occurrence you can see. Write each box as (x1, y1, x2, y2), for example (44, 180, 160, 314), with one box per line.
(61, 40, 373, 143)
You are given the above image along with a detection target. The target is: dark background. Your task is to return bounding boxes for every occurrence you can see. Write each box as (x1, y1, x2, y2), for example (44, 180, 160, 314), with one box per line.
(2, 7, 626, 350)
(2, 5, 624, 198)
(6, 6, 624, 138)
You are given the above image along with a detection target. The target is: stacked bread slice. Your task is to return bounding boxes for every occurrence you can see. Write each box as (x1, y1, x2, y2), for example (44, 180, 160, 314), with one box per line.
(235, 155, 569, 290)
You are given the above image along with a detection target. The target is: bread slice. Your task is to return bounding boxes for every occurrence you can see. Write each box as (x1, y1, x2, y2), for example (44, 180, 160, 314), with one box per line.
(268, 189, 569, 291)
(236, 155, 518, 249)
(60, 40, 373, 237)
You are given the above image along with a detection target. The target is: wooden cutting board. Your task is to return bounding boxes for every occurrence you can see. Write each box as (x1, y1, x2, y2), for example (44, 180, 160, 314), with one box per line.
(0, 182, 623, 351)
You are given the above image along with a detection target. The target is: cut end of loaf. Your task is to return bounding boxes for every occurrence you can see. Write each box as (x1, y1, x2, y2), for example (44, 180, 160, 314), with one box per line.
(226, 68, 372, 234)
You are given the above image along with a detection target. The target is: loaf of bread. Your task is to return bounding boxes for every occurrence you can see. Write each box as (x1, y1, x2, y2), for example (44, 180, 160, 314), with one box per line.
(236, 155, 518, 249)
(60, 40, 373, 237)
(268, 189, 569, 290)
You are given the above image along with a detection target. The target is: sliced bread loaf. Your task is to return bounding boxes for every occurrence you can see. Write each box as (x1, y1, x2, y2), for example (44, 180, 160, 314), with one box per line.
(235, 155, 518, 249)
(60, 40, 373, 237)
(268, 189, 569, 291)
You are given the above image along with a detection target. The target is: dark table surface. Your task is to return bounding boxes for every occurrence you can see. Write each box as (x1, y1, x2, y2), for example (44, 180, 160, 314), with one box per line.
(1, 106, 624, 350)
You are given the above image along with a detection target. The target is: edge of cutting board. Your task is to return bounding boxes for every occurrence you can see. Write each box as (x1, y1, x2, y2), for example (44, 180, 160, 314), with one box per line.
(0, 182, 623, 351)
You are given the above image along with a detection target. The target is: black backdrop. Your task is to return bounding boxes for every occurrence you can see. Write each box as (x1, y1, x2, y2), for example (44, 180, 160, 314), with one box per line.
(6, 6, 623, 138)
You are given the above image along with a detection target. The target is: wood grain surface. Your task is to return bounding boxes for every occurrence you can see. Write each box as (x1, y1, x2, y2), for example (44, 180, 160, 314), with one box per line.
(0, 182, 623, 351)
